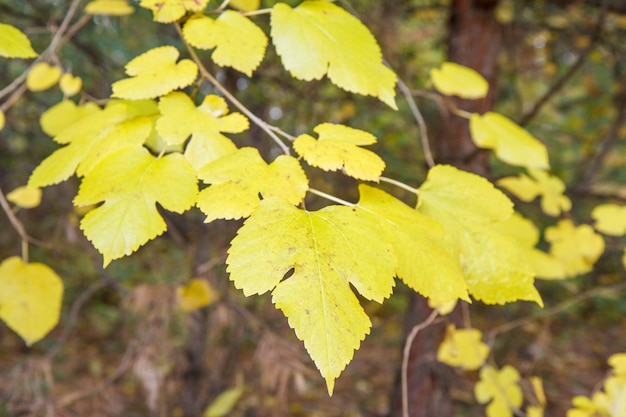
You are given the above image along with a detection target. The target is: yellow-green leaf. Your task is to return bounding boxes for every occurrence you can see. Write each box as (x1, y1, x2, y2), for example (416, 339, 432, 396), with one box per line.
(177, 278, 216, 312)
(475, 365, 523, 417)
(74, 147, 198, 266)
(0, 110, 5, 131)
(29, 100, 158, 187)
(356, 185, 468, 302)
(227, 198, 395, 394)
(197, 148, 308, 222)
(39, 99, 100, 137)
(609, 353, 626, 376)
(437, 325, 489, 370)
(498, 169, 571, 217)
(430, 62, 489, 99)
(59, 73, 82, 96)
(140, 0, 209, 22)
(26, 62, 62, 92)
(156, 92, 247, 170)
(270, 1, 397, 108)
(294, 123, 385, 181)
(545, 219, 604, 277)
(229, 0, 260, 12)
(418, 165, 542, 306)
(0, 256, 63, 346)
(0, 23, 38, 58)
(470, 112, 549, 169)
(591, 204, 626, 236)
(183, 12, 267, 76)
(85, 0, 135, 15)
(111, 46, 197, 99)
(203, 387, 244, 417)
(6, 185, 42, 209)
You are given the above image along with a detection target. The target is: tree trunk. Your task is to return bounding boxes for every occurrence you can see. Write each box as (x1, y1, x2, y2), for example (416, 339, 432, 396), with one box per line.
(389, 1, 501, 416)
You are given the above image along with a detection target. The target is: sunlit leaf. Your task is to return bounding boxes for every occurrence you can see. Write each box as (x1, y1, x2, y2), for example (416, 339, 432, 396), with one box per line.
(227, 198, 395, 394)
(7, 185, 42, 209)
(437, 325, 489, 370)
(567, 394, 608, 417)
(111, 46, 197, 99)
(74, 147, 198, 266)
(0, 23, 38, 58)
(498, 169, 571, 217)
(229, 0, 260, 12)
(26, 62, 62, 92)
(591, 204, 626, 236)
(177, 278, 216, 312)
(475, 365, 523, 417)
(39, 100, 100, 137)
(271, 1, 397, 108)
(0, 256, 63, 346)
(197, 148, 308, 222)
(59, 73, 82, 96)
(183, 12, 267, 76)
(430, 62, 488, 99)
(470, 112, 549, 169)
(545, 219, 604, 277)
(294, 123, 385, 181)
(85, 0, 134, 15)
(140, 0, 209, 22)
(203, 387, 244, 417)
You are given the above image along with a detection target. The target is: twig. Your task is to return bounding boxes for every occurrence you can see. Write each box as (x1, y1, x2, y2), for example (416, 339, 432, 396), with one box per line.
(379, 176, 419, 194)
(397, 79, 435, 168)
(0, 186, 30, 261)
(401, 309, 439, 417)
(308, 188, 355, 207)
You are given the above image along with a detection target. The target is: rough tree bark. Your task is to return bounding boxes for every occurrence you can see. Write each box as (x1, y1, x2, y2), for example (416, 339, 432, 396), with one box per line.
(389, 1, 501, 416)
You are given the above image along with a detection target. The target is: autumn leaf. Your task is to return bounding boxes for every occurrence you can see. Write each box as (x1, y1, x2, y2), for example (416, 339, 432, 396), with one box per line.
(271, 1, 397, 108)
(183, 12, 267, 76)
(39, 100, 100, 137)
(203, 387, 244, 417)
(196, 147, 308, 222)
(470, 112, 549, 169)
(156, 92, 247, 170)
(229, 0, 259, 12)
(177, 278, 216, 312)
(74, 147, 198, 266)
(140, 0, 209, 22)
(59, 73, 82, 96)
(85, 0, 134, 15)
(0, 256, 63, 346)
(27, 62, 62, 92)
(111, 46, 198, 99)
(7, 185, 42, 209)
(430, 62, 489, 99)
(0, 23, 38, 58)
(294, 123, 385, 181)
(498, 169, 571, 217)
(545, 219, 604, 277)
(0, 110, 5, 130)
(591, 204, 626, 236)
(475, 365, 523, 417)
(437, 325, 489, 370)
(227, 198, 395, 394)
(609, 353, 626, 376)
(418, 165, 542, 306)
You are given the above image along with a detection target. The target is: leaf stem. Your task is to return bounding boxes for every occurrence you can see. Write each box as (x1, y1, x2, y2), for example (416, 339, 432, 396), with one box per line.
(241, 8, 273, 17)
(0, 187, 30, 262)
(308, 188, 355, 207)
(379, 176, 419, 194)
(397, 78, 435, 168)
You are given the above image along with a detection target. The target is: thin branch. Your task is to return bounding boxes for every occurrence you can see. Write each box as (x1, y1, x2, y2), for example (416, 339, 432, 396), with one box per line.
(308, 188, 355, 207)
(379, 176, 419, 194)
(0, 186, 30, 260)
(402, 310, 439, 417)
(241, 8, 272, 17)
(397, 79, 435, 168)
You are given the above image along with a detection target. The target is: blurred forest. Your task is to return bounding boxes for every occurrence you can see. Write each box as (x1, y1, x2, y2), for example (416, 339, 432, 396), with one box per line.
(1, 0, 626, 416)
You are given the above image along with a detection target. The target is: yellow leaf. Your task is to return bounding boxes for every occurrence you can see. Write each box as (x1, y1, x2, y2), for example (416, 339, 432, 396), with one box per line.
(111, 46, 197, 99)
(567, 395, 608, 417)
(177, 278, 216, 312)
(623, 248, 626, 271)
(229, 0, 260, 12)
(603, 376, 626, 417)
(418, 165, 542, 306)
(85, 0, 134, 15)
(203, 387, 244, 417)
(39, 100, 100, 137)
(475, 365, 523, 417)
(0, 23, 38, 58)
(498, 169, 571, 217)
(428, 299, 458, 315)
(140, 0, 209, 22)
(197, 148, 308, 222)
(591, 204, 626, 236)
(608, 353, 626, 376)
(545, 220, 604, 277)
(183, 12, 267, 76)
(270, 1, 397, 108)
(59, 73, 82, 96)
(156, 92, 247, 170)
(356, 185, 468, 302)
(6, 185, 42, 209)
(527, 406, 544, 417)
(531, 376, 547, 405)
(29, 100, 158, 187)
(437, 325, 489, 370)
(73, 147, 198, 266)
(294, 123, 385, 181)
(470, 112, 549, 169)
(0, 110, 5, 130)
(227, 198, 395, 394)
(430, 62, 489, 99)
(0, 256, 63, 346)
(26, 62, 62, 92)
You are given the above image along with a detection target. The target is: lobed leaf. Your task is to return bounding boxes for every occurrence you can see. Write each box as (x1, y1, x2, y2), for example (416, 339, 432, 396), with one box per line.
(437, 325, 489, 370)
(475, 365, 523, 417)
(498, 169, 571, 217)
(545, 219, 604, 277)
(140, 0, 209, 22)
(430, 62, 489, 99)
(0, 23, 38, 58)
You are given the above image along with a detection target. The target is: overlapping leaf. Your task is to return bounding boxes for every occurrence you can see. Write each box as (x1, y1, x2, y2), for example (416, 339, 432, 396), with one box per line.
(29, 100, 158, 187)
(294, 123, 385, 181)
(74, 147, 198, 266)
(227, 198, 395, 394)
(111, 46, 197, 99)
(0, 23, 38, 58)
(430, 62, 489, 99)
(470, 112, 549, 169)
(0, 256, 63, 346)
(475, 365, 523, 417)
(197, 148, 308, 222)
(418, 165, 542, 305)
(591, 204, 626, 236)
(183, 12, 267, 76)
(498, 169, 571, 217)
(270, 1, 397, 108)
(545, 219, 604, 277)
(355, 185, 468, 302)
(140, 0, 209, 22)
(39, 100, 100, 137)
(85, 0, 135, 15)
(156, 92, 247, 170)
(437, 325, 489, 370)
